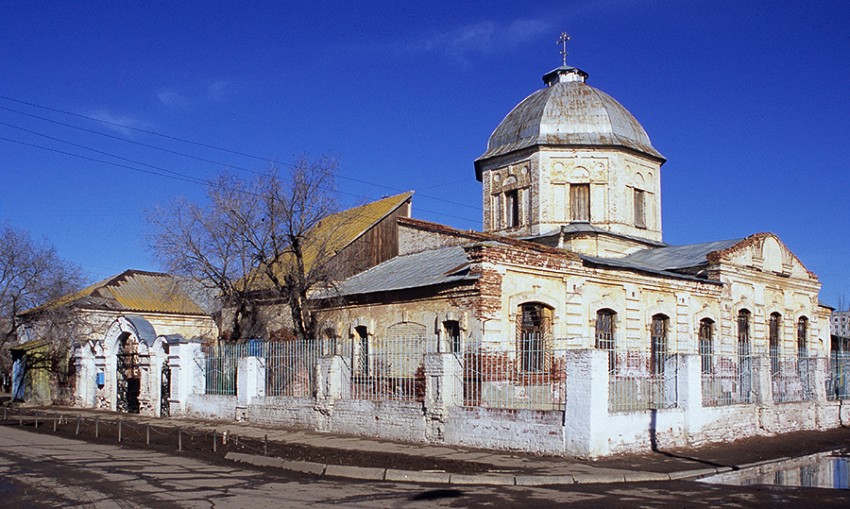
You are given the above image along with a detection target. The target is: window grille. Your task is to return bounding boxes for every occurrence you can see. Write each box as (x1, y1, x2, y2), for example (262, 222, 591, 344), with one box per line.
(650, 315, 668, 376)
(595, 309, 616, 372)
(769, 312, 781, 375)
(698, 318, 713, 375)
(737, 310, 753, 399)
(443, 320, 461, 354)
(517, 303, 551, 372)
(797, 317, 808, 357)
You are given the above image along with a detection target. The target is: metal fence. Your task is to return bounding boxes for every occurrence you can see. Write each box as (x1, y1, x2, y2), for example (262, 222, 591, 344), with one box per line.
(265, 339, 329, 398)
(608, 350, 678, 412)
(344, 335, 433, 402)
(827, 351, 850, 401)
(461, 337, 567, 411)
(202, 343, 255, 396)
(771, 355, 816, 403)
(701, 353, 753, 407)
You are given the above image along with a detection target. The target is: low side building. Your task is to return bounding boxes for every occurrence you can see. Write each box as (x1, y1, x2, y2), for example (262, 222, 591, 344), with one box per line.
(16, 269, 217, 415)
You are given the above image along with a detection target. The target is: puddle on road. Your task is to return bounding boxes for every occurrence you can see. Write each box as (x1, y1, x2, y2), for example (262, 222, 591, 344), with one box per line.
(699, 450, 850, 490)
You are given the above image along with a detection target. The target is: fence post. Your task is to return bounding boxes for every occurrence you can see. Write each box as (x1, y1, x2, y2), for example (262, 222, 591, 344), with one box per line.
(564, 349, 610, 458)
(34, 412, 38, 429)
(178, 428, 182, 452)
(95, 418, 99, 438)
(264, 434, 268, 456)
(213, 430, 217, 453)
(76, 416, 81, 435)
(53, 417, 57, 432)
(118, 420, 122, 442)
(677, 354, 703, 436)
(423, 352, 463, 442)
(19, 410, 23, 426)
(146, 424, 150, 445)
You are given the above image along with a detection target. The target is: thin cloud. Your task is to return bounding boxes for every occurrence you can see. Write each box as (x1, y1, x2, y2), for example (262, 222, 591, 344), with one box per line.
(86, 109, 147, 136)
(157, 89, 190, 108)
(421, 18, 553, 59)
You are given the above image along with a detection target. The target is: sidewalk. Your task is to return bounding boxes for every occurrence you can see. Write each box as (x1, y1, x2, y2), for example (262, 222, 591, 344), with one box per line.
(18, 405, 850, 486)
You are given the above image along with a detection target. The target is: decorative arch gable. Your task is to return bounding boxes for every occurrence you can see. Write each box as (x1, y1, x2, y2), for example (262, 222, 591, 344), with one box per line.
(104, 315, 158, 356)
(708, 233, 817, 280)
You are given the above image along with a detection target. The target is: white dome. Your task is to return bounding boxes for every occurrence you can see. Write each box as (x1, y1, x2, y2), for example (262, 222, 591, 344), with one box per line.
(475, 66, 664, 178)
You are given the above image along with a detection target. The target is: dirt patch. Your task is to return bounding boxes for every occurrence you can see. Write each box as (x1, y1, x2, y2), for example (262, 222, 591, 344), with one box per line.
(0, 412, 490, 475)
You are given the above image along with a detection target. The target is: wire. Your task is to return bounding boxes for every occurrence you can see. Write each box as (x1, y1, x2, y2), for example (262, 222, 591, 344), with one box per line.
(0, 136, 207, 185)
(0, 95, 268, 161)
(0, 133, 481, 224)
(0, 121, 212, 183)
(0, 96, 484, 212)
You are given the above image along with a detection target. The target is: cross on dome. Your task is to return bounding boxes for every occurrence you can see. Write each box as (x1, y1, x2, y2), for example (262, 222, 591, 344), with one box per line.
(558, 32, 570, 66)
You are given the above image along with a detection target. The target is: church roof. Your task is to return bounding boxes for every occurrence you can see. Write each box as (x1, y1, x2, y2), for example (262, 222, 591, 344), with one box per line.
(19, 270, 208, 317)
(475, 66, 664, 178)
(328, 245, 475, 297)
(580, 238, 743, 282)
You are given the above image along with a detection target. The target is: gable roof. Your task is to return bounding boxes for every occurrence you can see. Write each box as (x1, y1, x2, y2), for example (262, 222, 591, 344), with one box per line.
(19, 270, 207, 317)
(327, 245, 476, 297)
(253, 192, 413, 290)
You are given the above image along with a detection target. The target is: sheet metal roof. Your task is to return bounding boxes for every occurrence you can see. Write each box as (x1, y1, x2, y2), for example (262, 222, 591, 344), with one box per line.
(330, 245, 475, 297)
(21, 270, 207, 316)
(476, 67, 664, 176)
(580, 238, 743, 282)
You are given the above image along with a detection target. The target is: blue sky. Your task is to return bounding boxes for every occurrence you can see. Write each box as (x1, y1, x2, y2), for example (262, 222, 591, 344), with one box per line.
(1, 1, 849, 307)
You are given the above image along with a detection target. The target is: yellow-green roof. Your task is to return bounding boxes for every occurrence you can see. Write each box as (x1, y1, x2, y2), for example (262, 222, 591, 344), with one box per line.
(254, 191, 413, 290)
(20, 270, 207, 316)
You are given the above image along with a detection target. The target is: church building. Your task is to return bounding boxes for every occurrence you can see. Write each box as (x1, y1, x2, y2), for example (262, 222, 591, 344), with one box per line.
(51, 52, 841, 458)
(300, 59, 836, 455)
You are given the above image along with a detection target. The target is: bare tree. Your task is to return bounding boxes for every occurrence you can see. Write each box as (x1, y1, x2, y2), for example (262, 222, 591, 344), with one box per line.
(240, 157, 339, 340)
(149, 156, 339, 341)
(148, 173, 267, 340)
(0, 223, 84, 388)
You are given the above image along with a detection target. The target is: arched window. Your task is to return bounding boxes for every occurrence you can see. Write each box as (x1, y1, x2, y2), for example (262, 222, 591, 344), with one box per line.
(355, 325, 369, 376)
(737, 309, 753, 401)
(769, 312, 781, 374)
(698, 318, 714, 374)
(797, 317, 808, 357)
(737, 309, 751, 356)
(650, 314, 669, 376)
(595, 309, 616, 371)
(518, 303, 552, 372)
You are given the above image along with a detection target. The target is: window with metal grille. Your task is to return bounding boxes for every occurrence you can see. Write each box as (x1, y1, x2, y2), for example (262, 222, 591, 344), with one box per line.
(769, 312, 781, 374)
(355, 325, 369, 376)
(595, 309, 616, 371)
(518, 303, 551, 372)
(650, 315, 668, 376)
(737, 309, 751, 355)
(443, 320, 461, 354)
(797, 316, 808, 357)
(634, 188, 646, 229)
(570, 183, 590, 222)
(699, 318, 714, 374)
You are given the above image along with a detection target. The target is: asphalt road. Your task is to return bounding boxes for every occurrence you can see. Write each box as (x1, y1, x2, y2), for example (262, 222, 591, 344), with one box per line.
(1, 425, 850, 508)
